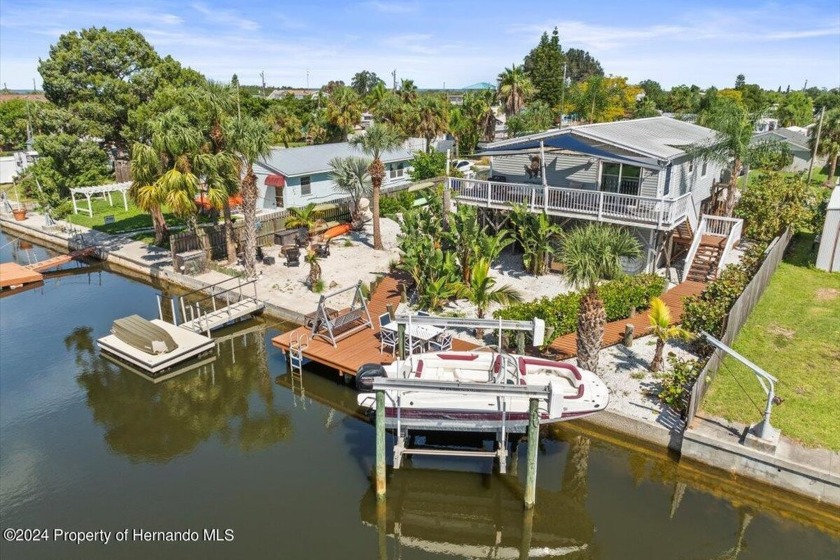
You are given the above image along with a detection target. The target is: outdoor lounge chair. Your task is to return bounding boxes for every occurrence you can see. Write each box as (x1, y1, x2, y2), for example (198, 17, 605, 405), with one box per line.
(428, 330, 453, 352)
(284, 247, 300, 267)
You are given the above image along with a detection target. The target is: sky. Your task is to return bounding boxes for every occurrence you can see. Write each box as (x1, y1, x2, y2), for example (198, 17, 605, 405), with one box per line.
(1, 0, 838, 92)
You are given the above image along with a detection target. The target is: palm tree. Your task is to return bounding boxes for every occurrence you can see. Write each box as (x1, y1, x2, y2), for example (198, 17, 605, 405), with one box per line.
(560, 224, 641, 373)
(497, 64, 534, 117)
(305, 249, 322, 290)
(398, 79, 418, 104)
(329, 156, 371, 230)
(692, 98, 755, 216)
(509, 205, 562, 275)
(366, 82, 388, 113)
(415, 94, 449, 153)
(265, 105, 302, 148)
(811, 108, 840, 187)
(350, 123, 403, 250)
(284, 202, 321, 230)
(224, 115, 272, 277)
(453, 258, 522, 337)
(648, 297, 693, 372)
(324, 86, 362, 141)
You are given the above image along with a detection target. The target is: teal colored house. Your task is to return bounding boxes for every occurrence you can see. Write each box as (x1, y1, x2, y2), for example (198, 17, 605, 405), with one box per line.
(253, 142, 414, 210)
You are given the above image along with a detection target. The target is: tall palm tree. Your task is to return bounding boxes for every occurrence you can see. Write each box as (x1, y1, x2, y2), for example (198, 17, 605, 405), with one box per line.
(453, 258, 523, 336)
(224, 115, 272, 277)
(329, 156, 371, 230)
(648, 297, 693, 372)
(350, 123, 403, 250)
(560, 224, 641, 373)
(189, 81, 241, 262)
(497, 64, 535, 117)
(415, 94, 449, 153)
(366, 82, 388, 113)
(324, 86, 362, 141)
(811, 108, 840, 187)
(692, 98, 755, 216)
(398, 79, 418, 104)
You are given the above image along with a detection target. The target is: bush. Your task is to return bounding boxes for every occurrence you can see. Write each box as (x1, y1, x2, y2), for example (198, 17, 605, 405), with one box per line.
(736, 173, 813, 241)
(495, 274, 666, 342)
(380, 189, 420, 218)
(656, 354, 701, 415)
(408, 151, 447, 181)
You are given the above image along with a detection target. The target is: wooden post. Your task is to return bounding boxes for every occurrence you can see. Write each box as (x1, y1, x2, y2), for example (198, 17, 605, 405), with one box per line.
(397, 323, 406, 359)
(400, 284, 407, 303)
(524, 398, 539, 509)
(623, 324, 634, 347)
(386, 303, 395, 319)
(376, 500, 388, 560)
(519, 507, 534, 560)
(376, 390, 386, 501)
(516, 332, 525, 355)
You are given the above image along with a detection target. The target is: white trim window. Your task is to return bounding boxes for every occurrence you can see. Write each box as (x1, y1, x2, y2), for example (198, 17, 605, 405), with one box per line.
(701, 161, 708, 177)
(389, 162, 405, 180)
(300, 176, 311, 196)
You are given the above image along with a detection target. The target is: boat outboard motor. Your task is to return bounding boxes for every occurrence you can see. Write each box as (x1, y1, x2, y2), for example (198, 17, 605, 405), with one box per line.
(355, 363, 387, 391)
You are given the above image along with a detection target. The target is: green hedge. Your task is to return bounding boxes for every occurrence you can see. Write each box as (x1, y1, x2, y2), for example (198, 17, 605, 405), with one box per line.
(495, 274, 666, 341)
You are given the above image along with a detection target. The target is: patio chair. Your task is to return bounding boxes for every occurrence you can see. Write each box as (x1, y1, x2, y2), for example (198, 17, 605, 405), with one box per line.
(428, 330, 453, 352)
(284, 247, 300, 267)
(295, 227, 310, 248)
(404, 333, 425, 355)
(315, 239, 331, 258)
(378, 313, 396, 354)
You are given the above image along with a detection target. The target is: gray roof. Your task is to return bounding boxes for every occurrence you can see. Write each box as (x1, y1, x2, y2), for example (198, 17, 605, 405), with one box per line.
(752, 128, 810, 150)
(485, 116, 718, 162)
(257, 142, 414, 177)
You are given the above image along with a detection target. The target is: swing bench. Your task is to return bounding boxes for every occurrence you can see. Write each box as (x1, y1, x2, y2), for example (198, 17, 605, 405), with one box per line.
(310, 281, 373, 347)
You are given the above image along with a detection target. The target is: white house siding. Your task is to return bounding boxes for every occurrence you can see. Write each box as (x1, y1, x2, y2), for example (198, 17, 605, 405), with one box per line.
(666, 155, 724, 216)
(0, 156, 17, 183)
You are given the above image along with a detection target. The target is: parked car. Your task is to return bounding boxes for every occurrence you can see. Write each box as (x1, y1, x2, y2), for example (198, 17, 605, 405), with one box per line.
(453, 160, 474, 173)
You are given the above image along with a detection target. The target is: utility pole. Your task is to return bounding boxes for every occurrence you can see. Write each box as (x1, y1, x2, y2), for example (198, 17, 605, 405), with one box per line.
(260, 71, 266, 98)
(808, 106, 825, 184)
(392, 69, 397, 90)
(559, 63, 567, 128)
(306, 69, 310, 90)
(32, 78, 36, 93)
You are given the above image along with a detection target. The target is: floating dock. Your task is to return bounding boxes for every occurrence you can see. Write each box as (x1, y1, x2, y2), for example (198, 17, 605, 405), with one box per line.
(1, 247, 96, 290)
(97, 319, 215, 374)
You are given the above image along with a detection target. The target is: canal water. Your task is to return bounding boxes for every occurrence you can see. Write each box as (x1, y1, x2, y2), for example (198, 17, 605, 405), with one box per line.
(1, 231, 838, 559)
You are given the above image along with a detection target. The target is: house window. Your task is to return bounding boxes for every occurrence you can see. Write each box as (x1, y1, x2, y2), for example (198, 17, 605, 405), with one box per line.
(388, 163, 405, 180)
(600, 162, 641, 196)
(274, 187, 284, 208)
(300, 176, 311, 196)
(701, 161, 707, 177)
(688, 160, 694, 173)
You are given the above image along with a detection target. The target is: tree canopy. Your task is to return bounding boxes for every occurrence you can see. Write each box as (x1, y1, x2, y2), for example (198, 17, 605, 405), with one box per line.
(350, 70, 385, 96)
(523, 28, 566, 108)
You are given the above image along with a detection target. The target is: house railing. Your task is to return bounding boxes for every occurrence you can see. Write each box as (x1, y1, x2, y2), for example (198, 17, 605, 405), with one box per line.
(448, 177, 692, 229)
(680, 215, 744, 283)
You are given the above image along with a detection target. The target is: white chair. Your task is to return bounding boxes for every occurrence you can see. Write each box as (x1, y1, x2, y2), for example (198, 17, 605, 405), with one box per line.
(428, 330, 453, 352)
(379, 313, 397, 355)
(404, 334, 425, 355)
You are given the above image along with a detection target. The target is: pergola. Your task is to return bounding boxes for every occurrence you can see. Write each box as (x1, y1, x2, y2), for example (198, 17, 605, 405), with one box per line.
(69, 182, 132, 216)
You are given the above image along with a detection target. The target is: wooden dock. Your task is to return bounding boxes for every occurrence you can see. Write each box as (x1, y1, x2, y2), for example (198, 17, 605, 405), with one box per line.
(272, 273, 476, 377)
(548, 280, 706, 358)
(1, 248, 96, 290)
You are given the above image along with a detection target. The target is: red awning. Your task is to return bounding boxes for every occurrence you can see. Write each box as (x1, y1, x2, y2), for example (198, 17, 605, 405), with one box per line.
(265, 174, 286, 187)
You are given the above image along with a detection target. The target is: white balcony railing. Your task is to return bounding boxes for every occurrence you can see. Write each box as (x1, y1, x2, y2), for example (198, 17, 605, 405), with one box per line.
(448, 177, 692, 229)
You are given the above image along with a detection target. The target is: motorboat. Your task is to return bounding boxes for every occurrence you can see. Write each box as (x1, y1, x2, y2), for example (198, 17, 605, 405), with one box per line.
(355, 350, 609, 429)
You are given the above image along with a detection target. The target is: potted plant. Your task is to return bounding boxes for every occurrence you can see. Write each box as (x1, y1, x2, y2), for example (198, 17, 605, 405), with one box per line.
(12, 206, 27, 221)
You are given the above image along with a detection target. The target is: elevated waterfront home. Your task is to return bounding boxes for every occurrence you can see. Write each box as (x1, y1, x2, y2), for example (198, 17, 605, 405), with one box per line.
(451, 116, 743, 280)
(254, 142, 414, 210)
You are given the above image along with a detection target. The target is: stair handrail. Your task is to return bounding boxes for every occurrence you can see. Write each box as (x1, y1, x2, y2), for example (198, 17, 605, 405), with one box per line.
(717, 218, 744, 275)
(682, 216, 708, 283)
(685, 197, 699, 234)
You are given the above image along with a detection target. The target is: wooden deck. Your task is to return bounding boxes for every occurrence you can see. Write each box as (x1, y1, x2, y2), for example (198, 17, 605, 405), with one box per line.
(548, 280, 706, 358)
(272, 273, 476, 377)
(0, 262, 44, 288)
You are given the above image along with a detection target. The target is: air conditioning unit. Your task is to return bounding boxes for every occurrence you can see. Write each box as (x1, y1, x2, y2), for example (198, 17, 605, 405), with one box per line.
(174, 250, 207, 276)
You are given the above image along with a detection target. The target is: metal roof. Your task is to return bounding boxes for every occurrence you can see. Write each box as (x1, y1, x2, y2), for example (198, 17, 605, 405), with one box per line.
(479, 133, 658, 168)
(752, 128, 810, 151)
(483, 116, 718, 162)
(257, 142, 414, 177)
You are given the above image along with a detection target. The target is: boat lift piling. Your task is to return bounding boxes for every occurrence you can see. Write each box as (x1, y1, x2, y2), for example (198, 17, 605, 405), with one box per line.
(372, 379, 552, 507)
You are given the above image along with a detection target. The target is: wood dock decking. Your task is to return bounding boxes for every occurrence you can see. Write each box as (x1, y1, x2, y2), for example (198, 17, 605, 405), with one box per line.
(1, 248, 96, 290)
(548, 280, 706, 358)
(272, 273, 476, 377)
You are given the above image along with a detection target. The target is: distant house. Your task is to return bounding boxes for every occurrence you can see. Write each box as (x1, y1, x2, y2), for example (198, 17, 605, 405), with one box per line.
(751, 127, 816, 172)
(267, 88, 320, 100)
(457, 116, 733, 275)
(253, 142, 414, 210)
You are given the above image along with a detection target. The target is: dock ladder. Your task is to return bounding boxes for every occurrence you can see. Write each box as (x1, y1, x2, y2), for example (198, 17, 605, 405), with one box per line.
(288, 332, 309, 407)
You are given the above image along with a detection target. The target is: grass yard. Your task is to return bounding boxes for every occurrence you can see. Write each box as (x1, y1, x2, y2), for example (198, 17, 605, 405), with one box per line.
(65, 197, 212, 236)
(701, 234, 840, 450)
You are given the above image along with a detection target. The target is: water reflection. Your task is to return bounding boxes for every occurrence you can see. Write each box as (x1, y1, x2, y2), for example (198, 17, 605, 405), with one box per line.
(359, 468, 594, 559)
(68, 323, 292, 462)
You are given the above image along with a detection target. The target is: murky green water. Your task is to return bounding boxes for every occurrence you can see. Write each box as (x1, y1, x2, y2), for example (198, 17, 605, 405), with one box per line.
(1, 231, 838, 559)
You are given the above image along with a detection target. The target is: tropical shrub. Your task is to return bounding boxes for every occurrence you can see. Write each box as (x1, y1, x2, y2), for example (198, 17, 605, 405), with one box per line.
(656, 354, 701, 415)
(380, 189, 421, 218)
(494, 273, 666, 342)
(736, 173, 813, 241)
(749, 140, 793, 171)
(408, 150, 446, 181)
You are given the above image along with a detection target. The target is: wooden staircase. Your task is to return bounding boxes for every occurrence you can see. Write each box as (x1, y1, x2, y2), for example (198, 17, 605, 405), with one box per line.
(686, 236, 726, 282)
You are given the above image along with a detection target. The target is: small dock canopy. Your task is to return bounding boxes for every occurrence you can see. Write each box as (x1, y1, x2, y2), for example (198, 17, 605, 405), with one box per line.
(310, 281, 373, 347)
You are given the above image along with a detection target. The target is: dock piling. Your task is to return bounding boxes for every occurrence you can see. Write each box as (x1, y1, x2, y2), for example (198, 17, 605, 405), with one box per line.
(524, 398, 539, 509)
(375, 390, 386, 501)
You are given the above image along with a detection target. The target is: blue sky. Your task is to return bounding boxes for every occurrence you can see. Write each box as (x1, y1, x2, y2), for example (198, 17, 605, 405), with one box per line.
(1, 0, 838, 91)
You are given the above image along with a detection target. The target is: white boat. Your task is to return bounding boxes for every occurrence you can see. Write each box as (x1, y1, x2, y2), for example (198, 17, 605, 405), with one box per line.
(355, 350, 609, 428)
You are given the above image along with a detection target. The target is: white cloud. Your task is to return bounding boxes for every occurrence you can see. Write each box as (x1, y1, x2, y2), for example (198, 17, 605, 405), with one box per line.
(364, 1, 419, 14)
(190, 2, 259, 32)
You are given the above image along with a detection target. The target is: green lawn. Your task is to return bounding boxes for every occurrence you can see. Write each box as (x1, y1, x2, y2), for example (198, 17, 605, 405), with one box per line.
(65, 198, 210, 235)
(701, 234, 840, 450)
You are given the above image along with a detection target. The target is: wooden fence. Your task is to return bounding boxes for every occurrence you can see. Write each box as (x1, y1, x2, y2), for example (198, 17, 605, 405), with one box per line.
(685, 228, 794, 424)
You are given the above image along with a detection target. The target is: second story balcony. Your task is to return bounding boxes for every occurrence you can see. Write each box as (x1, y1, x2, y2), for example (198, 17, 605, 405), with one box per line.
(448, 177, 693, 231)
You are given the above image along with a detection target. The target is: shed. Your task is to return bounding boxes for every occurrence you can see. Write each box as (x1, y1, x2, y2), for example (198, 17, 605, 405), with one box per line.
(815, 185, 840, 272)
